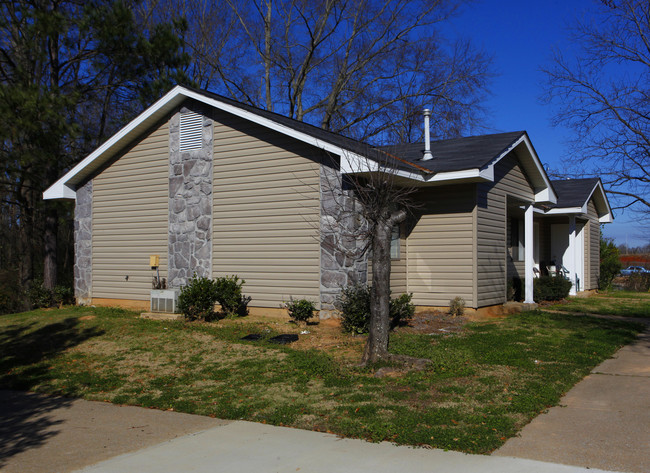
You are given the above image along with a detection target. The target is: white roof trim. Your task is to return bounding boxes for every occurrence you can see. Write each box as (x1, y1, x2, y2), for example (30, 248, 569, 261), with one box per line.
(45, 85, 373, 200)
(542, 180, 613, 223)
(480, 133, 557, 205)
(44, 86, 557, 202)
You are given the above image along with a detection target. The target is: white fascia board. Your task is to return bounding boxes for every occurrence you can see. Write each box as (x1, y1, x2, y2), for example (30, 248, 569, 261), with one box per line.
(181, 88, 358, 160)
(342, 162, 494, 185)
(545, 206, 584, 215)
(590, 180, 614, 222)
(43, 181, 76, 200)
(45, 85, 373, 200)
(43, 86, 188, 200)
(486, 133, 557, 204)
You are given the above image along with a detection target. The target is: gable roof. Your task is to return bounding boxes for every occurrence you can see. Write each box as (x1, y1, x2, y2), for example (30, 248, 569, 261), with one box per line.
(546, 178, 613, 223)
(379, 131, 525, 173)
(43, 85, 556, 204)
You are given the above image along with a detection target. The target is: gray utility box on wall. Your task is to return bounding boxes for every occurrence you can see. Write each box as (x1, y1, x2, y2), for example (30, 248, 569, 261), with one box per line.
(150, 289, 181, 313)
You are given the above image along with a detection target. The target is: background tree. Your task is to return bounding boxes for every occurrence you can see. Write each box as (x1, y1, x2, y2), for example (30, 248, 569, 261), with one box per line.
(544, 0, 650, 218)
(146, 0, 492, 143)
(599, 236, 622, 289)
(0, 0, 190, 294)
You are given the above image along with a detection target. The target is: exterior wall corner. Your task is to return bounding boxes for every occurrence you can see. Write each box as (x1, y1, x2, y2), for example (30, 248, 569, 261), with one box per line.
(74, 179, 93, 304)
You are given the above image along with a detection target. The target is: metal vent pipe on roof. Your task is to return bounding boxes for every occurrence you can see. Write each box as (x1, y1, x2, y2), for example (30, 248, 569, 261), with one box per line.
(422, 108, 434, 161)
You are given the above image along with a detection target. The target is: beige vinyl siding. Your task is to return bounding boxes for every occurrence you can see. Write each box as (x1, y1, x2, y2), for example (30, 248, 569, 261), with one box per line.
(92, 121, 169, 300)
(476, 153, 534, 306)
(587, 200, 600, 289)
(211, 110, 320, 308)
(407, 185, 475, 307)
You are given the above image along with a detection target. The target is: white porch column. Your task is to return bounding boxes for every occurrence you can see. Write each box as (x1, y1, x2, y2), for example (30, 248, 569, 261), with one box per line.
(568, 215, 577, 296)
(524, 204, 535, 303)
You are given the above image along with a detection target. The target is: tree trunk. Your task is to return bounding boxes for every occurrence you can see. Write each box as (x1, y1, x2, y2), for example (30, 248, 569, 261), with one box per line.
(43, 206, 58, 289)
(361, 209, 407, 365)
(361, 222, 392, 364)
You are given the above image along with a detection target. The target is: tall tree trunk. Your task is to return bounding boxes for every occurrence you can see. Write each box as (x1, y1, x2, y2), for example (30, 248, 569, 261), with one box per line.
(361, 209, 407, 364)
(362, 221, 392, 363)
(43, 206, 58, 289)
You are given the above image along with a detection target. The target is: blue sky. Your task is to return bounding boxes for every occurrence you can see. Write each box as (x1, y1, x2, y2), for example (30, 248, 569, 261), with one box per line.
(441, 0, 648, 247)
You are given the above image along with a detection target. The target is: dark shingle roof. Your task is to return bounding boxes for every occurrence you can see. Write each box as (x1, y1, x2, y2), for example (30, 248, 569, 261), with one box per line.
(187, 87, 527, 175)
(550, 178, 600, 208)
(377, 131, 526, 173)
(186, 86, 372, 158)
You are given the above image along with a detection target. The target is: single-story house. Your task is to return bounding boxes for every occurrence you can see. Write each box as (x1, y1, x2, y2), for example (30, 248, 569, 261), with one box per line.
(44, 86, 612, 316)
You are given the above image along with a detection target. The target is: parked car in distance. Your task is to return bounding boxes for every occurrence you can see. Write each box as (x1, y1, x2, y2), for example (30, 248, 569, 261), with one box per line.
(620, 265, 650, 275)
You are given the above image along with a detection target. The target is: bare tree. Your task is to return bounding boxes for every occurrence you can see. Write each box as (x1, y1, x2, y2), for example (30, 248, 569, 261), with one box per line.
(150, 0, 492, 143)
(544, 0, 650, 217)
(322, 146, 427, 365)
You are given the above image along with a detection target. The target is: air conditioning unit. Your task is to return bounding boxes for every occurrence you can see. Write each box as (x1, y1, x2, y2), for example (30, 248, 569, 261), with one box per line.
(150, 289, 180, 313)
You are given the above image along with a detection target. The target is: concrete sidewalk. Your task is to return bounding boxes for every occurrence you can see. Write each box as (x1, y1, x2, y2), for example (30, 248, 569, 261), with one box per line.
(0, 390, 613, 473)
(0, 390, 226, 473)
(72, 420, 613, 473)
(494, 327, 650, 473)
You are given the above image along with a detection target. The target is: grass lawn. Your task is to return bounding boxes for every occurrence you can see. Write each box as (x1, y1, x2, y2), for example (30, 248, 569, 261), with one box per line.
(0, 306, 643, 454)
(549, 291, 650, 318)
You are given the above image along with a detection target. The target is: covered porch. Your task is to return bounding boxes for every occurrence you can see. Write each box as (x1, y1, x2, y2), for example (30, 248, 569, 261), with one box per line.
(506, 178, 613, 303)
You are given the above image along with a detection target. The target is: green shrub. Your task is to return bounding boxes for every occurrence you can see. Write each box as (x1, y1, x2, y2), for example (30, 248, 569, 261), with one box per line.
(214, 275, 250, 318)
(53, 286, 74, 306)
(26, 281, 75, 309)
(507, 277, 523, 301)
(599, 237, 622, 290)
(27, 280, 54, 308)
(338, 284, 415, 334)
(390, 293, 415, 328)
(177, 275, 219, 321)
(449, 296, 465, 316)
(284, 298, 316, 324)
(533, 276, 572, 301)
(623, 273, 650, 292)
(339, 284, 371, 334)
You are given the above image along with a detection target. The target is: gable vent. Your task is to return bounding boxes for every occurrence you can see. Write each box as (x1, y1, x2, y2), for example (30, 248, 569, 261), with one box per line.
(179, 111, 203, 151)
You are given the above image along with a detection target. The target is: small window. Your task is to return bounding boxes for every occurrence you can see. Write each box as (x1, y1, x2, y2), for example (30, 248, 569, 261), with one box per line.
(179, 111, 203, 151)
(390, 225, 400, 259)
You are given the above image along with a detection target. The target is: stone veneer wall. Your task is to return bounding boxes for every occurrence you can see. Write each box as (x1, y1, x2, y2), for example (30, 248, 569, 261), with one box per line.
(319, 163, 368, 317)
(74, 179, 93, 304)
(168, 104, 213, 287)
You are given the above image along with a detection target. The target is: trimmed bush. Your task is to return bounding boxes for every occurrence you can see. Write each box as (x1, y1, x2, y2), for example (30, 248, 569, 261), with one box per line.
(533, 276, 572, 301)
(177, 275, 219, 321)
(449, 296, 465, 316)
(284, 298, 316, 324)
(214, 275, 250, 318)
(339, 284, 371, 334)
(390, 293, 415, 328)
(507, 277, 523, 301)
(26, 281, 74, 309)
(338, 284, 415, 334)
(178, 274, 251, 321)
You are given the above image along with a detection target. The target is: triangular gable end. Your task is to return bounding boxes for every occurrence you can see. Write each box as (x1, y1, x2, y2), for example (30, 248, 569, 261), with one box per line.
(44, 85, 372, 200)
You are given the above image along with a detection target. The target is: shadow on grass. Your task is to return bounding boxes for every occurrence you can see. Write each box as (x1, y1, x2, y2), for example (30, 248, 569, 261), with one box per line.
(0, 317, 104, 465)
